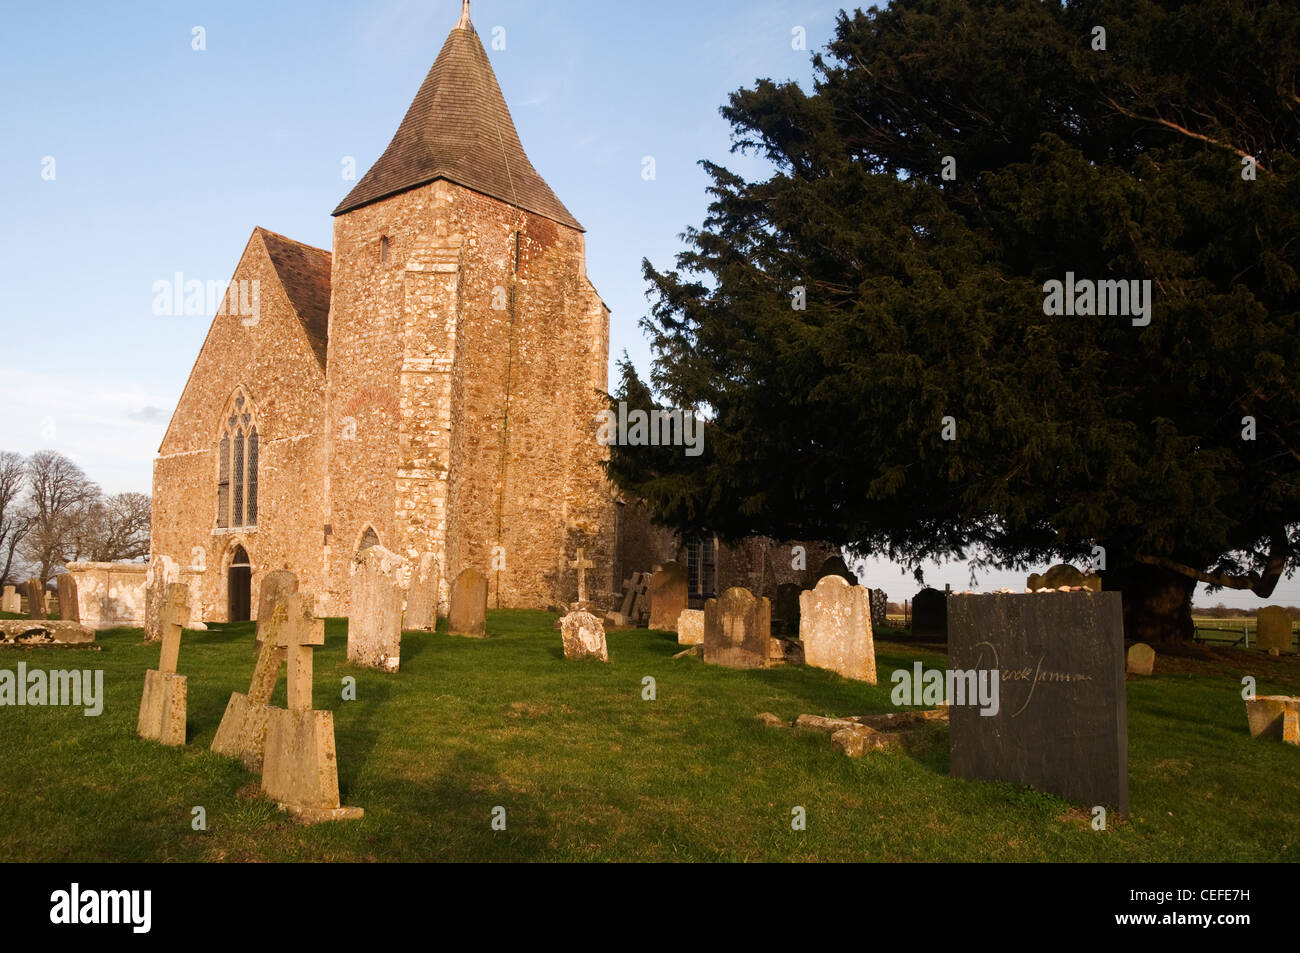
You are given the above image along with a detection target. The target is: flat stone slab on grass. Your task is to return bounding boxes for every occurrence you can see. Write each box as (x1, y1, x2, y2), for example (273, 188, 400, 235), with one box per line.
(0, 621, 96, 645)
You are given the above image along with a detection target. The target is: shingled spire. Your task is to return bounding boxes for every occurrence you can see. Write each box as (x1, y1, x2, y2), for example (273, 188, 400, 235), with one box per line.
(333, 1, 581, 229)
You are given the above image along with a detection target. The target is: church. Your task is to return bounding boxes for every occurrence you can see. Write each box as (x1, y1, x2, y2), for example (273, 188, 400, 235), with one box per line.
(151, 2, 839, 623)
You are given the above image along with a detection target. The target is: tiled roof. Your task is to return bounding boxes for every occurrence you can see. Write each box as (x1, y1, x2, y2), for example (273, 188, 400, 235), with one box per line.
(332, 13, 581, 230)
(257, 228, 331, 368)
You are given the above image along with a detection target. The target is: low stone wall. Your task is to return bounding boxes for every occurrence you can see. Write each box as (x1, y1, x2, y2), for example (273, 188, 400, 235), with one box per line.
(65, 562, 148, 630)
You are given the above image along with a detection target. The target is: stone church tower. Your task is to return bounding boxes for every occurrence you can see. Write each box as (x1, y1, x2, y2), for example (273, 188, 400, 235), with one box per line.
(152, 2, 615, 621)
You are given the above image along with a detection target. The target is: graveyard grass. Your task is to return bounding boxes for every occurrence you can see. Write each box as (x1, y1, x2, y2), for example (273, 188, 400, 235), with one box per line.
(1, 611, 1297, 862)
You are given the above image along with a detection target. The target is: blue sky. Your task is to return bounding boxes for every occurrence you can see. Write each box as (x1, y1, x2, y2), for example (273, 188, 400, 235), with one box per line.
(0, 0, 1291, 607)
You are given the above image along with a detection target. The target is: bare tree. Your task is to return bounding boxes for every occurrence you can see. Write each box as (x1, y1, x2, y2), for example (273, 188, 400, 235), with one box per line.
(0, 452, 30, 585)
(70, 491, 151, 563)
(19, 450, 100, 584)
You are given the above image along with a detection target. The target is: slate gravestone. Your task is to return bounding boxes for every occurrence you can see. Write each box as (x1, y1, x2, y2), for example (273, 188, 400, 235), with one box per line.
(948, 591, 1128, 813)
(404, 552, 440, 631)
(772, 583, 802, 637)
(1026, 564, 1101, 592)
(449, 568, 488, 637)
(25, 578, 44, 620)
(57, 573, 79, 623)
(868, 589, 888, 632)
(703, 587, 771, 669)
(348, 545, 407, 671)
(255, 570, 298, 648)
(1256, 606, 1294, 654)
(648, 561, 688, 631)
(911, 587, 947, 636)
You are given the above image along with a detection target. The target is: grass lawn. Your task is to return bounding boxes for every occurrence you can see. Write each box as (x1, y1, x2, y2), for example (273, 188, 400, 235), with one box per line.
(0, 609, 1297, 862)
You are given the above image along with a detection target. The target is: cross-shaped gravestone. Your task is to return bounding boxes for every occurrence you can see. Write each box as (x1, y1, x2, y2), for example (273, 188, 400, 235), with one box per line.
(157, 583, 190, 674)
(569, 548, 594, 606)
(619, 572, 651, 621)
(282, 592, 325, 711)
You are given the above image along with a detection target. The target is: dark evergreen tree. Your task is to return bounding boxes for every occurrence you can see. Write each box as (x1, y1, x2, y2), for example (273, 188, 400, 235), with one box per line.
(612, 0, 1300, 642)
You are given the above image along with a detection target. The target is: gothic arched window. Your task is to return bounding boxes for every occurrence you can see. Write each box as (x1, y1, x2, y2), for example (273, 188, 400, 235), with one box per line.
(216, 391, 259, 529)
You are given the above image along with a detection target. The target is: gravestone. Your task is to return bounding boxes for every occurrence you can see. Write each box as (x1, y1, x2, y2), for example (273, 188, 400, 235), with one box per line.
(911, 587, 947, 636)
(619, 572, 651, 623)
(868, 589, 888, 632)
(676, 608, 704, 646)
(560, 609, 609, 662)
(255, 570, 298, 648)
(57, 574, 79, 623)
(1256, 606, 1294, 655)
(772, 583, 802, 637)
(404, 552, 440, 631)
(260, 590, 364, 823)
(804, 554, 857, 590)
(137, 584, 191, 746)
(799, 575, 876, 683)
(948, 591, 1128, 813)
(568, 547, 595, 610)
(648, 561, 688, 631)
(144, 554, 180, 642)
(1244, 695, 1300, 743)
(25, 578, 43, 620)
(1, 586, 18, 613)
(448, 568, 488, 637)
(1026, 564, 1101, 592)
(213, 590, 294, 771)
(1126, 642, 1155, 676)
(702, 587, 771, 669)
(348, 545, 407, 671)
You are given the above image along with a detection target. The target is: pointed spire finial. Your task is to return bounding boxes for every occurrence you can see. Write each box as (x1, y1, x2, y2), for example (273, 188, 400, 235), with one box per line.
(457, 0, 471, 29)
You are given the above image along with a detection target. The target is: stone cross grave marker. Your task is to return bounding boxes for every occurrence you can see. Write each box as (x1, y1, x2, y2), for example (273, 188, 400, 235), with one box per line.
(569, 548, 594, 608)
(619, 572, 650, 623)
(212, 595, 294, 770)
(137, 583, 191, 746)
(255, 570, 298, 649)
(261, 591, 363, 823)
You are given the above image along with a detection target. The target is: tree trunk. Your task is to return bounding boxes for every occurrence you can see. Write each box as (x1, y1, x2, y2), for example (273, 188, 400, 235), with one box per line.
(1105, 562, 1197, 644)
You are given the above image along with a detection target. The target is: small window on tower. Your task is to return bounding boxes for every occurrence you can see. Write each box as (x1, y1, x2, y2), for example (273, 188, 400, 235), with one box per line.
(380, 235, 390, 263)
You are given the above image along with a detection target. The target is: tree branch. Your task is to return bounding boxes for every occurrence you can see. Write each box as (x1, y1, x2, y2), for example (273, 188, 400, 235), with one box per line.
(1134, 530, 1290, 595)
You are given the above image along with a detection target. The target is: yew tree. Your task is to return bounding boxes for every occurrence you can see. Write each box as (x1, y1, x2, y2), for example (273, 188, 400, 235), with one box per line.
(611, 0, 1300, 642)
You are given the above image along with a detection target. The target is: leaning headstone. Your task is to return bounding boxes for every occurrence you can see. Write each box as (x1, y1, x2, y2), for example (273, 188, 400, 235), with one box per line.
(648, 561, 688, 631)
(799, 575, 876, 683)
(260, 590, 364, 822)
(702, 587, 771, 669)
(677, 608, 704, 646)
(560, 609, 609, 662)
(348, 545, 407, 671)
(213, 591, 294, 770)
(1, 586, 18, 613)
(404, 552, 440, 631)
(948, 591, 1128, 813)
(868, 589, 888, 632)
(1245, 695, 1300, 743)
(772, 583, 802, 637)
(911, 587, 947, 636)
(619, 572, 651, 623)
(255, 570, 298, 648)
(1256, 606, 1294, 655)
(25, 578, 43, 620)
(57, 574, 79, 623)
(448, 568, 488, 637)
(144, 554, 180, 642)
(137, 584, 191, 746)
(1026, 564, 1101, 592)
(1126, 642, 1155, 676)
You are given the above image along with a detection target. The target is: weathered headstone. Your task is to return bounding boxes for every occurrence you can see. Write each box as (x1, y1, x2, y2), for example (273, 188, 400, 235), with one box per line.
(260, 590, 364, 823)
(911, 587, 947, 636)
(619, 572, 651, 623)
(137, 584, 191, 746)
(56, 573, 79, 623)
(1126, 642, 1155, 676)
(255, 570, 298, 648)
(1, 586, 18, 613)
(868, 589, 888, 632)
(772, 582, 802, 637)
(213, 592, 293, 770)
(948, 591, 1128, 813)
(568, 547, 595, 610)
(143, 554, 180, 642)
(676, 608, 704, 646)
(560, 609, 609, 662)
(1026, 564, 1101, 592)
(448, 567, 488, 637)
(1256, 606, 1294, 655)
(348, 545, 407, 671)
(648, 561, 688, 631)
(702, 587, 771, 669)
(799, 575, 876, 683)
(25, 578, 43, 620)
(1245, 695, 1300, 744)
(404, 552, 440, 631)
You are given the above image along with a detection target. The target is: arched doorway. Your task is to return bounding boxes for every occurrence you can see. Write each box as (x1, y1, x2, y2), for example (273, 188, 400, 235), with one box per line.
(228, 545, 252, 621)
